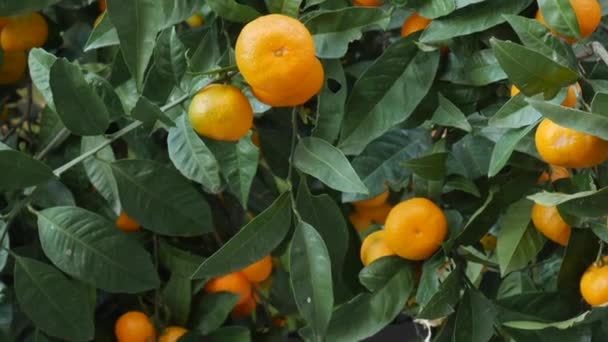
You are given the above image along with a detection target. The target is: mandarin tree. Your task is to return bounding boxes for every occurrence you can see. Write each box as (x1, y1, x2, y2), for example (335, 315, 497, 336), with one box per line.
(3, 0, 608, 341)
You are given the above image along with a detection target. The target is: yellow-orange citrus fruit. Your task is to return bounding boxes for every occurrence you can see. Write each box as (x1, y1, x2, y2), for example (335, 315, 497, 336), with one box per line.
(480, 233, 497, 252)
(188, 84, 253, 141)
(511, 83, 581, 108)
(114, 311, 156, 342)
(0, 51, 27, 85)
(401, 13, 431, 38)
(115, 211, 140, 232)
(353, 0, 382, 6)
(531, 203, 571, 246)
(353, 190, 389, 208)
(241, 256, 272, 283)
(1, 13, 48, 52)
(359, 203, 392, 225)
(535, 118, 608, 168)
(537, 165, 570, 183)
(360, 230, 396, 266)
(158, 327, 187, 342)
(99, 0, 107, 12)
(0, 17, 9, 30)
(384, 198, 447, 261)
(349, 211, 371, 232)
(231, 296, 257, 318)
(204, 272, 252, 306)
(235, 14, 324, 107)
(536, 0, 601, 41)
(580, 257, 608, 306)
(186, 13, 203, 27)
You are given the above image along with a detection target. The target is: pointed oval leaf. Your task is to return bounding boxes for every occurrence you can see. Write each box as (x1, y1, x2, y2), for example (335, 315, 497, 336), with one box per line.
(312, 59, 347, 143)
(359, 256, 409, 292)
(528, 99, 608, 140)
(0, 143, 55, 191)
(191, 192, 292, 279)
(453, 289, 497, 342)
(537, 0, 580, 40)
(190, 292, 240, 335)
(488, 123, 538, 177)
(168, 115, 221, 193)
(14, 256, 94, 341)
(294, 137, 368, 194)
(111, 159, 213, 236)
(28, 48, 57, 110)
(205, 0, 261, 23)
(431, 94, 472, 132)
(37, 206, 160, 293)
(82, 136, 120, 212)
(84, 13, 119, 51)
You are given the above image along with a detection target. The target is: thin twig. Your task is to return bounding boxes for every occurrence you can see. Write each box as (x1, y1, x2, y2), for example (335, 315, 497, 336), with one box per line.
(34, 127, 70, 160)
(590, 41, 608, 66)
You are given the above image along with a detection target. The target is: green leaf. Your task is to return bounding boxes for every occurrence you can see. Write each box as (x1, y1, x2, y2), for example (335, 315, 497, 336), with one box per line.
(168, 115, 221, 193)
(489, 95, 542, 129)
(191, 192, 292, 279)
(453, 289, 496, 342)
(190, 292, 240, 335)
(420, 0, 533, 43)
(343, 128, 430, 202)
(265, 0, 302, 17)
(449, 135, 493, 179)
(131, 96, 175, 127)
(49, 58, 110, 135)
(306, 266, 414, 342)
(162, 275, 191, 326)
(312, 59, 347, 143)
(187, 25, 222, 74)
(205, 0, 261, 23)
(154, 27, 187, 86)
(402, 152, 448, 181)
(558, 229, 598, 291)
(86, 74, 126, 119)
(432, 94, 472, 132)
(452, 186, 499, 246)
(82, 136, 119, 212)
(359, 256, 409, 292)
(159, 240, 205, 278)
(290, 220, 334, 341)
(28, 48, 57, 111)
(409, 0, 456, 19)
(296, 179, 350, 301)
(204, 326, 251, 342)
(592, 92, 608, 117)
(106, 0, 163, 91)
(415, 253, 450, 306)
(0, 143, 55, 191)
(418, 266, 463, 320)
(440, 49, 507, 86)
(206, 134, 260, 207)
(528, 188, 608, 218)
(14, 256, 94, 342)
(488, 123, 538, 177)
(339, 41, 439, 154)
(304, 7, 391, 58)
(528, 99, 608, 140)
(36, 206, 160, 293)
(111, 159, 213, 236)
(443, 175, 481, 197)
(0, 0, 61, 15)
(490, 39, 579, 99)
(84, 13, 119, 51)
(496, 199, 545, 276)
(294, 137, 368, 194)
(537, 0, 580, 39)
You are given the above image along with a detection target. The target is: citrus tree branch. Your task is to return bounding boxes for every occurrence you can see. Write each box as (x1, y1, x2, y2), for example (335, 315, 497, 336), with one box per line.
(591, 41, 608, 66)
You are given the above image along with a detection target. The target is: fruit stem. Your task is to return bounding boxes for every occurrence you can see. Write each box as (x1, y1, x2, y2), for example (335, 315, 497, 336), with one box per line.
(595, 240, 605, 266)
(590, 42, 608, 67)
(200, 65, 238, 76)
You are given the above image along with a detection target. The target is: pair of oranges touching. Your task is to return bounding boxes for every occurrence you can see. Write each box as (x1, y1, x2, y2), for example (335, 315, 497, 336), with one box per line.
(114, 256, 272, 342)
(0, 13, 48, 84)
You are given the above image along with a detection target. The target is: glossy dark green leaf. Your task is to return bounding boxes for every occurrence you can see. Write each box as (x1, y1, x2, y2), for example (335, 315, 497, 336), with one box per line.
(31, 180, 75, 208)
(206, 134, 260, 207)
(294, 137, 368, 194)
(505, 325, 592, 342)
(339, 40, 439, 154)
(491, 39, 578, 99)
(420, 0, 533, 43)
(453, 289, 496, 342)
(36, 206, 160, 293)
(160, 0, 204, 27)
(0, 143, 55, 191)
(82, 136, 119, 211)
(440, 49, 507, 86)
(358, 256, 409, 292)
(402, 152, 448, 181)
(205, 0, 261, 23)
(168, 115, 221, 193)
(304, 7, 391, 58)
(50, 58, 110, 135)
(528, 188, 608, 218)
(131, 96, 175, 127)
(312, 59, 347, 143)
(343, 128, 430, 203)
(162, 275, 191, 326)
(488, 124, 538, 177)
(14, 256, 94, 342)
(305, 266, 414, 342)
(204, 326, 251, 342)
(452, 187, 499, 246)
(431, 94, 472, 132)
(187, 25, 222, 74)
(111, 159, 213, 236)
(409, 0, 455, 18)
(591, 92, 608, 117)
(296, 179, 350, 301)
(190, 292, 239, 335)
(158, 240, 205, 278)
(265, 0, 302, 17)
(449, 135, 493, 179)
(558, 229, 598, 291)
(528, 99, 608, 140)
(28, 48, 57, 110)
(191, 192, 292, 279)
(84, 13, 119, 51)
(106, 0, 162, 90)
(154, 27, 187, 86)
(537, 0, 580, 39)
(415, 253, 450, 306)
(86, 74, 126, 119)
(290, 220, 333, 341)
(489, 95, 542, 129)
(0, 0, 61, 15)
(496, 199, 545, 276)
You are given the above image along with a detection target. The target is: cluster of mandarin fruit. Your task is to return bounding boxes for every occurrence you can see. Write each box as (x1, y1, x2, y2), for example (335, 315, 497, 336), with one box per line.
(355, 0, 608, 308)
